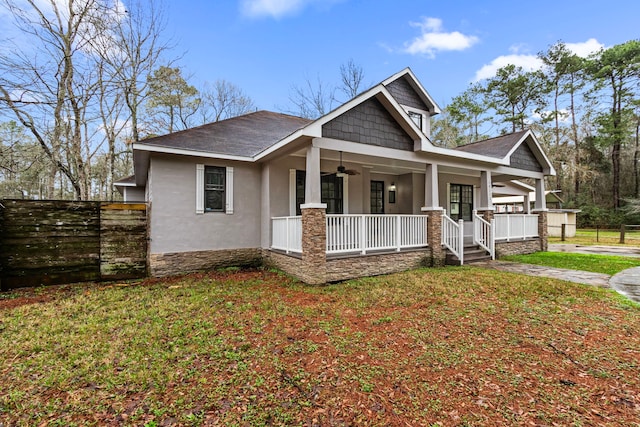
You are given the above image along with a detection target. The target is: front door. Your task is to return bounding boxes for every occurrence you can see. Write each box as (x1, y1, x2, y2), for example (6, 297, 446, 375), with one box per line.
(370, 180, 384, 214)
(449, 184, 474, 244)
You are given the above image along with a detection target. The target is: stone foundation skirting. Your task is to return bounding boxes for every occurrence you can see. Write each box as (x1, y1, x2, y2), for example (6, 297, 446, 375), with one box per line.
(262, 250, 315, 283)
(495, 239, 540, 257)
(150, 248, 262, 277)
(325, 250, 429, 282)
(264, 249, 429, 284)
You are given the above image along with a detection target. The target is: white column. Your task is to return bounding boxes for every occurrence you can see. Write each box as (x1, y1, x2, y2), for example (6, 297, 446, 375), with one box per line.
(362, 166, 371, 214)
(301, 143, 326, 209)
(478, 170, 494, 211)
(261, 164, 271, 248)
(523, 194, 531, 214)
(534, 178, 547, 211)
(421, 163, 442, 211)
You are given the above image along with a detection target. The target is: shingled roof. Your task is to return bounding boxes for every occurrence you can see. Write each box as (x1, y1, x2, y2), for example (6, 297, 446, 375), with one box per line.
(138, 111, 312, 158)
(453, 130, 529, 159)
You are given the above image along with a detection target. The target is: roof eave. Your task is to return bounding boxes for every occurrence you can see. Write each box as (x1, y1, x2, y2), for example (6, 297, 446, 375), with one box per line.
(381, 67, 442, 115)
(503, 129, 556, 176)
(132, 143, 255, 162)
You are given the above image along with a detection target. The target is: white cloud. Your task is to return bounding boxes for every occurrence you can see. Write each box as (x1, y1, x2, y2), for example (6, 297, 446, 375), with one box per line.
(473, 53, 543, 81)
(241, 0, 340, 19)
(473, 38, 605, 82)
(532, 109, 571, 123)
(402, 17, 479, 58)
(565, 38, 604, 57)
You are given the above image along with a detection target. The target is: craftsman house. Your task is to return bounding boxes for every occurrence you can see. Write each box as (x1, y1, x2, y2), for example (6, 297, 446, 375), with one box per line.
(116, 68, 555, 284)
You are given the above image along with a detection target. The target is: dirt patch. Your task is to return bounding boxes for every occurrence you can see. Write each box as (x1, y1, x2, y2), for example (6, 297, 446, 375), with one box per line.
(1, 268, 639, 426)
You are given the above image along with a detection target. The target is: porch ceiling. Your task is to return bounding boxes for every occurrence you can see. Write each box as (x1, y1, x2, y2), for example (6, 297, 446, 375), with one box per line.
(288, 142, 544, 181)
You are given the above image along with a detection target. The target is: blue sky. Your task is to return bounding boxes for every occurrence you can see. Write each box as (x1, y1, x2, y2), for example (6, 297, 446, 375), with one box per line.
(166, 0, 640, 113)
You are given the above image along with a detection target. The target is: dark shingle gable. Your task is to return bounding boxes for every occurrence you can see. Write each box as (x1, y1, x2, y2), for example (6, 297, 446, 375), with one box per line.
(138, 111, 312, 158)
(453, 130, 529, 159)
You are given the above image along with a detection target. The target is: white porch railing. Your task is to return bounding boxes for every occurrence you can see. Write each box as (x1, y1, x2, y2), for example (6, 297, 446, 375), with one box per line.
(271, 216, 302, 253)
(494, 214, 539, 241)
(473, 211, 495, 260)
(442, 213, 464, 264)
(326, 214, 428, 255)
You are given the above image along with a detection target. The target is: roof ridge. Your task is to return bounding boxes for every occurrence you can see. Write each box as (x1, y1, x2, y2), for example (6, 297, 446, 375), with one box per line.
(456, 129, 529, 148)
(139, 110, 310, 143)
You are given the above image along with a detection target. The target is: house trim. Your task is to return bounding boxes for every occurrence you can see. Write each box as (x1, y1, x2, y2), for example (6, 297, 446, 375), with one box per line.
(133, 143, 254, 163)
(503, 130, 556, 175)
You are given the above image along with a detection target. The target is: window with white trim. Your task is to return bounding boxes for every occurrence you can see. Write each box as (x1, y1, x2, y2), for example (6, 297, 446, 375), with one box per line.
(408, 111, 423, 130)
(196, 164, 233, 214)
(205, 166, 225, 212)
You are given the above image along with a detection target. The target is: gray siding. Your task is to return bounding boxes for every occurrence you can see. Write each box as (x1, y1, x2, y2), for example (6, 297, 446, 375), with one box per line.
(124, 186, 146, 202)
(510, 143, 543, 172)
(385, 77, 430, 111)
(322, 98, 414, 151)
(148, 154, 262, 254)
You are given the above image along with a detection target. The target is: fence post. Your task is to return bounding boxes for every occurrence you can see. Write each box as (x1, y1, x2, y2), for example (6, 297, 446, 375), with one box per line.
(396, 215, 402, 251)
(285, 217, 290, 254)
(561, 223, 566, 242)
(458, 219, 464, 265)
(596, 225, 599, 243)
(360, 216, 366, 255)
(620, 224, 626, 244)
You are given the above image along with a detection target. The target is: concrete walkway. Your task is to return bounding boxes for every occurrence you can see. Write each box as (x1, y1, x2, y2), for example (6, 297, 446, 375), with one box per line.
(549, 243, 640, 258)
(472, 260, 612, 288)
(609, 268, 640, 303)
(473, 244, 640, 303)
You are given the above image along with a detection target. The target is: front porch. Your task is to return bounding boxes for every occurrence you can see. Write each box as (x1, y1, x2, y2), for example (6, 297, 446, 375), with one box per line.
(262, 132, 552, 284)
(269, 209, 545, 284)
(273, 214, 429, 256)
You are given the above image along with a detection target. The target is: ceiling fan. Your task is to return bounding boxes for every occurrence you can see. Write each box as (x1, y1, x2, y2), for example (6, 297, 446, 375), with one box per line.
(333, 151, 360, 176)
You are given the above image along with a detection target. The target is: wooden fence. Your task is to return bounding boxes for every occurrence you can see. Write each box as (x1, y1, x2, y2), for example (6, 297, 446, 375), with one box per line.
(0, 200, 148, 290)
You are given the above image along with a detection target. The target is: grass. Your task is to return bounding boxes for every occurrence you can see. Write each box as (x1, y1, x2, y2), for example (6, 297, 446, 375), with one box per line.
(502, 251, 640, 275)
(1, 267, 639, 426)
(550, 228, 640, 246)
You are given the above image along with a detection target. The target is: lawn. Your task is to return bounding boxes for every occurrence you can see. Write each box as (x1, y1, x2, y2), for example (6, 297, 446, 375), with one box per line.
(502, 252, 640, 276)
(550, 228, 640, 246)
(1, 267, 639, 426)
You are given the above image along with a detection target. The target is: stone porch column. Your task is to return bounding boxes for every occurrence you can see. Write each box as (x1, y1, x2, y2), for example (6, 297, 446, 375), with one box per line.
(533, 178, 548, 252)
(423, 208, 445, 266)
(300, 143, 327, 284)
(422, 163, 445, 266)
(301, 207, 327, 284)
(536, 210, 548, 252)
(476, 209, 494, 223)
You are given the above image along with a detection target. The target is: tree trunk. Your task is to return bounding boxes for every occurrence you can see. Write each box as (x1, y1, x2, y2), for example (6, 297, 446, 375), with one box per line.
(571, 78, 580, 198)
(611, 76, 621, 209)
(635, 115, 640, 198)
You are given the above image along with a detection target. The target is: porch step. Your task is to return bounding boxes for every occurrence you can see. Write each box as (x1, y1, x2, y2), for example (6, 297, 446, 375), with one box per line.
(445, 245, 492, 266)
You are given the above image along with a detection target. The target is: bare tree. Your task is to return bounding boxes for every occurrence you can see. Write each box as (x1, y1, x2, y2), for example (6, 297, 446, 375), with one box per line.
(93, 0, 169, 143)
(287, 61, 366, 119)
(288, 73, 335, 119)
(199, 79, 255, 123)
(339, 59, 365, 99)
(89, 0, 169, 198)
(0, 0, 112, 199)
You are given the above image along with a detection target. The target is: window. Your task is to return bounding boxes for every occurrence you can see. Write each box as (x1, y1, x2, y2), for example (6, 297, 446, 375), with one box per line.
(408, 111, 422, 130)
(196, 164, 233, 215)
(450, 184, 473, 221)
(295, 170, 305, 215)
(370, 181, 384, 214)
(295, 170, 343, 215)
(205, 166, 225, 212)
(322, 173, 343, 214)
